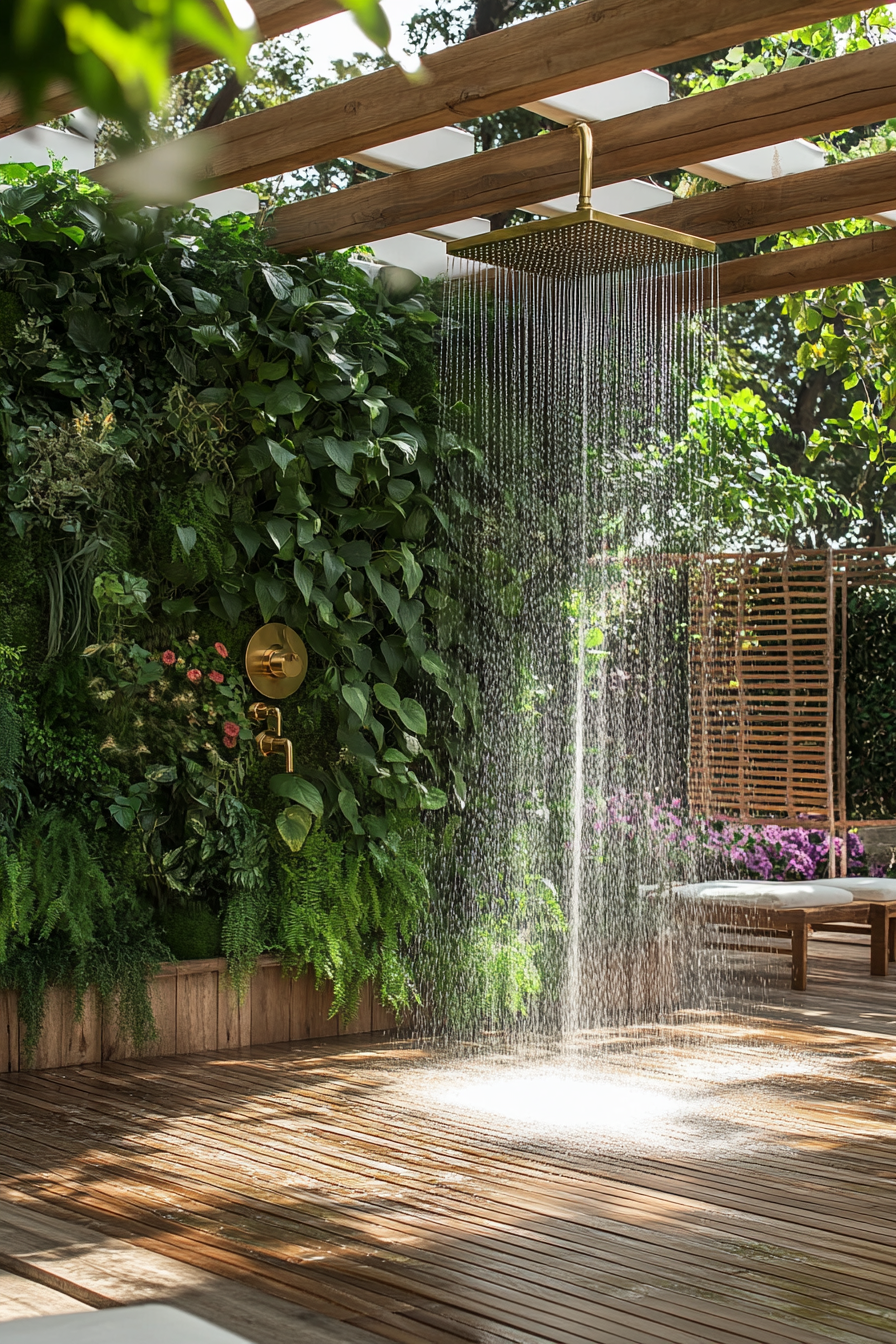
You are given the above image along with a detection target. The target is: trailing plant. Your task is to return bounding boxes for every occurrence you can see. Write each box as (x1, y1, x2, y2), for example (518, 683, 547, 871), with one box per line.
(271, 818, 430, 1019)
(0, 811, 163, 1060)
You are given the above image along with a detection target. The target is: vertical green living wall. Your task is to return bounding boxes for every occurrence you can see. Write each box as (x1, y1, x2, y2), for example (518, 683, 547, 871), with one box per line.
(0, 165, 477, 1055)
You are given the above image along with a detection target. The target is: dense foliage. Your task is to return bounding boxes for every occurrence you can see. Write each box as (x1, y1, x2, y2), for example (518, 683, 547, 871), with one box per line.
(846, 587, 896, 821)
(0, 163, 476, 1049)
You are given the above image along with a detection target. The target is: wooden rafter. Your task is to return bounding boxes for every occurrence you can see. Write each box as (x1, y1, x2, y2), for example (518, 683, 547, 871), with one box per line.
(0, 0, 341, 139)
(717, 228, 896, 304)
(89, 0, 869, 196)
(634, 152, 896, 243)
(266, 43, 896, 254)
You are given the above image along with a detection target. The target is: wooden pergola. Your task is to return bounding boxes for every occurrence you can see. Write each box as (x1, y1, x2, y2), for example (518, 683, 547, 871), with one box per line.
(1, 0, 894, 297)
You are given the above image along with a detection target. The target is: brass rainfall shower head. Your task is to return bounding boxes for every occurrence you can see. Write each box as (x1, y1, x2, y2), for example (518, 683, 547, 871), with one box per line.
(445, 123, 715, 278)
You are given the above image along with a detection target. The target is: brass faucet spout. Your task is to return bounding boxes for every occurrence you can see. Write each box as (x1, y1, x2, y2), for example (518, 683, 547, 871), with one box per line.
(249, 701, 293, 771)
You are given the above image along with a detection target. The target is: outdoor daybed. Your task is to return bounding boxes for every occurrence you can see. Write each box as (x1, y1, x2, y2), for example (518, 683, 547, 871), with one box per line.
(676, 881, 894, 990)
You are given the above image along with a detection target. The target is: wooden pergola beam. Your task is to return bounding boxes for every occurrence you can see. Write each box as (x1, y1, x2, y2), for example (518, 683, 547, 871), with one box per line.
(90, 0, 868, 196)
(718, 228, 896, 304)
(634, 152, 896, 242)
(0, 0, 341, 138)
(267, 42, 896, 253)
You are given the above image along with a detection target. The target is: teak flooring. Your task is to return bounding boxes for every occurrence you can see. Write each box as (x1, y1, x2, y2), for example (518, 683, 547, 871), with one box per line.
(0, 939, 894, 1344)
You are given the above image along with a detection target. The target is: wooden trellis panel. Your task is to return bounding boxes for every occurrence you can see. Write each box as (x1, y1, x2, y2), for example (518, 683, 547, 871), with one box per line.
(689, 547, 896, 827)
(690, 551, 835, 822)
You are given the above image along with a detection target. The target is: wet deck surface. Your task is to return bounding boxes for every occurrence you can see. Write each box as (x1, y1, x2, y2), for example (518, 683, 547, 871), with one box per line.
(0, 938, 894, 1344)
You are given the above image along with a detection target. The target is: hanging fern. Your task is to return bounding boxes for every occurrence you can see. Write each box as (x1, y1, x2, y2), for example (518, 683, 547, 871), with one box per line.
(271, 820, 429, 1020)
(0, 812, 164, 1062)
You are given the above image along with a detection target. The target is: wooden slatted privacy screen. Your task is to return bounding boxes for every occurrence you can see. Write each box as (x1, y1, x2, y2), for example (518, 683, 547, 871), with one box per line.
(689, 548, 896, 868)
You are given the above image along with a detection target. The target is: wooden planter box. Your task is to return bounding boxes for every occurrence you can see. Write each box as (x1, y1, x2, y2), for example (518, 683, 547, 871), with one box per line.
(0, 956, 396, 1074)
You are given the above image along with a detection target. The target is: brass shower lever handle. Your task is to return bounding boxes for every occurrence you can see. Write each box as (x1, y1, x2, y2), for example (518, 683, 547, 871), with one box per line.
(248, 701, 294, 773)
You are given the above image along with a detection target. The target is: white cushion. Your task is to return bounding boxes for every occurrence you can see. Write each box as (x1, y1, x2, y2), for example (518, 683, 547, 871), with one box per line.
(674, 880, 854, 909)
(812, 876, 896, 903)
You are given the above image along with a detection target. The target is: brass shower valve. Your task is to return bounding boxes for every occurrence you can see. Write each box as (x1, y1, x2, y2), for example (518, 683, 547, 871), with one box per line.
(248, 701, 294, 774)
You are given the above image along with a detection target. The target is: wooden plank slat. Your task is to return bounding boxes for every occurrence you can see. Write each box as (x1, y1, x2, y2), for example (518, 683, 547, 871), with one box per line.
(718, 228, 896, 304)
(176, 967, 218, 1055)
(266, 42, 896, 254)
(89, 0, 881, 204)
(634, 151, 896, 243)
(250, 964, 291, 1046)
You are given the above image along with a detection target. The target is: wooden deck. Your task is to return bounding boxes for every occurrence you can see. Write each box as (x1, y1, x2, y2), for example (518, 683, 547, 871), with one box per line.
(0, 939, 894, 1344)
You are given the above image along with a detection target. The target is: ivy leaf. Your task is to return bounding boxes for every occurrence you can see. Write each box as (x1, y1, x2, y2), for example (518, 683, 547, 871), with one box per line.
(234, 524, 263, 559)
(338, 788, 365, 835)
(191, 287, 222, 315)
(322, 550, 345, 587)
(270, 774, 324, 817)
(146, 764, 178, 784)
(260, 266, 294, 300)
(380, 579, 401, 623)
(399, 542, 423, 597)
(342, 683, 369, 719)
(397, 598, 424, 632)
(110, 796, 140, 829)
(398, 698, 427, 735)
(421, 649, 448, 678)
(265, 380, 310, 417)
(334, 469, 360, 496)
(420, 787, 448, 811)
(276, 805, 313, 852)
(323, 437, 357, 473)
(374, 682, 401, 711)
(267, 439, 296, 473)
(387, 478, 415, 504)
(176, 525, 197, 556)
(162, 596, 199, 616)
(293, 560, 313, 603)
(66, 307, 111, 354)
(214, 586, 243, 625)
(266, 517, 293, 552)
(254, 572, 286, 621)
(338, 540, 372, 567)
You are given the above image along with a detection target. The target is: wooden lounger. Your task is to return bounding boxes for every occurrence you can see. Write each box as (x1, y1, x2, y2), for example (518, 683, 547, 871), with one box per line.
(809, 899, 896, 978)
(699, 901, 871, 991)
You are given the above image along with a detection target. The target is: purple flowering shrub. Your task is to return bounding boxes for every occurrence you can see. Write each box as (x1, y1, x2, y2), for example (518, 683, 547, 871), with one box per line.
(591, 793, 884, 881)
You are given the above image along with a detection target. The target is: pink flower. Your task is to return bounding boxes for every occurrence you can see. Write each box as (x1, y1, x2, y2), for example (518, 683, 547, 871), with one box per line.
(161, 650, 176, 666)
(208, 670, 224, 684)
(186, 667, 202, 683)
(214, 642, 229, 658)
(223, 733, 238, 749)
(223, 721, 240, 737)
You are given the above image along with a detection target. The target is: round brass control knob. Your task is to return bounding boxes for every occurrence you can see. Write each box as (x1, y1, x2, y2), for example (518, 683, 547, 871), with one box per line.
(245, 623, 308, 698)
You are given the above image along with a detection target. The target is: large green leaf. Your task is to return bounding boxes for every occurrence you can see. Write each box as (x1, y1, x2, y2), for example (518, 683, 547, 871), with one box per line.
(254, 571, 286, 621)
(67, 307, 111, 354)
(337, 788, 365, 835)
(265, 380, 310, 417)
(323, 438, 357, 473)
(374, 682, 401, 711)
(270, 774, 324, 817)
(276, 805, 314, 852)
(342, 683, 369, 719)
(397, 698, 427, 735)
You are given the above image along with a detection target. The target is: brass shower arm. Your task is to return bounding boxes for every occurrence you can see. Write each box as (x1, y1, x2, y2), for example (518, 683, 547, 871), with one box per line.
(573, 121, 593, 213)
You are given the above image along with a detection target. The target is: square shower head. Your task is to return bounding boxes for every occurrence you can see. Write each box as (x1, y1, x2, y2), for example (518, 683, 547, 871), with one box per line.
(445, 208, 715, 279)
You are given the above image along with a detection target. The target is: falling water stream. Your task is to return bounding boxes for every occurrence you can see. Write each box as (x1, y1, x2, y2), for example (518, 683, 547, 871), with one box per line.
(409, 235, 763, 1128)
